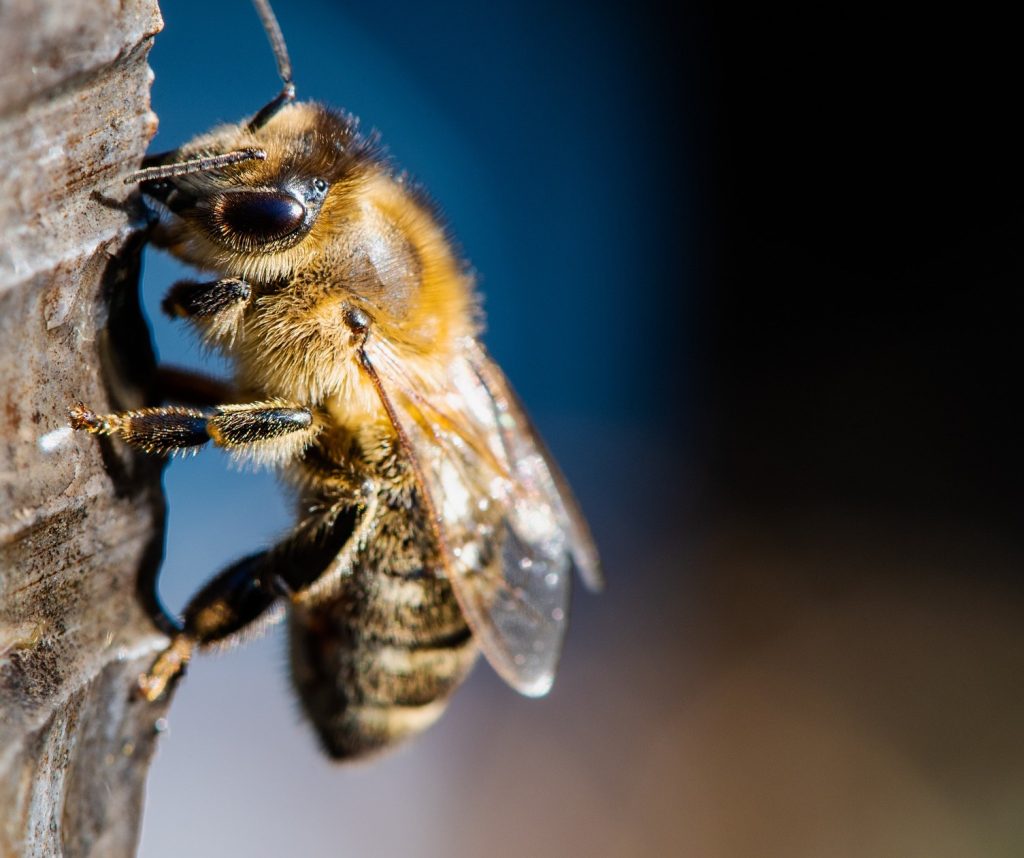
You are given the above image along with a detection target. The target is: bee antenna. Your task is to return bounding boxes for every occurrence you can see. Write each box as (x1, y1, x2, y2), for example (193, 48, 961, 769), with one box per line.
(124, 148, 267, 185)
(248, 0, 297, 132)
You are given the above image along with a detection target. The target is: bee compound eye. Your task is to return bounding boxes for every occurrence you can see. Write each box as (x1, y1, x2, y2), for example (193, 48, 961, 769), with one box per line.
(216, 190, 306, 243)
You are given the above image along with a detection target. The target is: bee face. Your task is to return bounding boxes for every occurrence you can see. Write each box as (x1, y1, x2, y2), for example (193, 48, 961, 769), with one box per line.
(145, 104, 373, 275)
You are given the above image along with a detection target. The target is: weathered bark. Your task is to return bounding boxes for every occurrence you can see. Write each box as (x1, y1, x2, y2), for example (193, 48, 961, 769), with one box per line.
(0, 2, 171, 856)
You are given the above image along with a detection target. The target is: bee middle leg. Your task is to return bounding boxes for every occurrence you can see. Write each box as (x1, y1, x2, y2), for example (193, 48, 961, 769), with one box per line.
(141, 552, 302, 701)
(68, 400, 318, 461)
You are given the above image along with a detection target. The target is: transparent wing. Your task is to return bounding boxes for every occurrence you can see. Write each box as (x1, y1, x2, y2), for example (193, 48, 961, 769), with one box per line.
(362, 335, 601, 696)
(465, 340, 603, 593)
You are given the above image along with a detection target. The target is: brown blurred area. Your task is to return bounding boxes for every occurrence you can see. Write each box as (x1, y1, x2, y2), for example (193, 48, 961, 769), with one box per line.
(679, 517, 1024, 857)
(667, 4, 1024, 854)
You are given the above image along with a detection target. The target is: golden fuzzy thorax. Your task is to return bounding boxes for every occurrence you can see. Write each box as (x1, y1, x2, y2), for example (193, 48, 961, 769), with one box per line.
(153, 102, 478, 430)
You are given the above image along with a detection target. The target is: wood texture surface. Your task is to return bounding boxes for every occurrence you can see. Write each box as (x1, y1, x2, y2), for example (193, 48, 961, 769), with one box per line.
(0, 2, 171, 855)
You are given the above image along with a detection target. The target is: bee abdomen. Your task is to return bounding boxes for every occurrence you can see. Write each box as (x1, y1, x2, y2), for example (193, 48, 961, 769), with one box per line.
(288, 574, 479, 760)
(357, 629, 475, 706)
(325, 631, 477, 759)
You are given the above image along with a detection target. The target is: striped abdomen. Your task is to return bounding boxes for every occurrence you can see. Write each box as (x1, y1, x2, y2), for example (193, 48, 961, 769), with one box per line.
(288, 560, 479, 760)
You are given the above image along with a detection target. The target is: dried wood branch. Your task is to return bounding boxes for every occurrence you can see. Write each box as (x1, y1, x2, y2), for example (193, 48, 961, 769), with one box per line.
(0, 2, 172, 855)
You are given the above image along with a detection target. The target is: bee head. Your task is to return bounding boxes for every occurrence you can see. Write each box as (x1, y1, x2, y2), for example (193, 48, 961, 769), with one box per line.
(137, 103, 375, 279)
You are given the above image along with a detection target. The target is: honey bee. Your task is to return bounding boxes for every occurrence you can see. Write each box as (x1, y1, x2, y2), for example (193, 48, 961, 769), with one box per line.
(69, 0, 601, 759)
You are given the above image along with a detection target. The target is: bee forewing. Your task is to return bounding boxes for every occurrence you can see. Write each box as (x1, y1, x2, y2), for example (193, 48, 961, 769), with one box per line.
(465, 341, 604, 593)
(455, 519, 572, 697)
(363, 336, 597, 695)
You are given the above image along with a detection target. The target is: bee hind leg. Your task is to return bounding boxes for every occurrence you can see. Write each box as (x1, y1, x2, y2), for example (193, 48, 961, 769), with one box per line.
(140, 503, 356, 700)
(140, 549, 280, 700)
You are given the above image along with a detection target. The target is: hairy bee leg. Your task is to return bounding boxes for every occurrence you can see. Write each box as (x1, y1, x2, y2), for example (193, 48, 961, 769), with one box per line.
(206, 403, 318, 463)
(162, 277, 252, 320)
(161, 278, 252, 345)
(140, 505, 356, 700)
(140, 550, 278, 700)
(68, 401, 316, 457)
(139, 636, 193, 701)
(69, 404, 210, 454)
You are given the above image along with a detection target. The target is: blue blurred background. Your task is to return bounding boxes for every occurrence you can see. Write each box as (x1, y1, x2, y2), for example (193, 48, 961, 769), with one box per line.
(137, 2, 1024, 857)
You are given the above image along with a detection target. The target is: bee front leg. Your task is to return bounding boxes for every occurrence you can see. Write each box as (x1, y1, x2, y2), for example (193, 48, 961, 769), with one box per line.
(161, 277, 251, 320)
(68, 400, 318, 462)
(162, 277, 252, 344)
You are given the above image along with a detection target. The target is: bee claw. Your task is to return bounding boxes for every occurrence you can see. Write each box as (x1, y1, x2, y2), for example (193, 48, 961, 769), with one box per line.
(67, 402, 103, 433)
(138, 636, 193, 702)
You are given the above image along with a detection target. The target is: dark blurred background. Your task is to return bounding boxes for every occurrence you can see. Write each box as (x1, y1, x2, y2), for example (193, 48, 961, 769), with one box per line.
(137, 2, 1024, 856)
